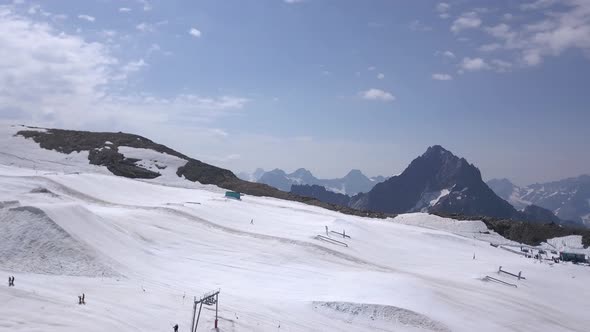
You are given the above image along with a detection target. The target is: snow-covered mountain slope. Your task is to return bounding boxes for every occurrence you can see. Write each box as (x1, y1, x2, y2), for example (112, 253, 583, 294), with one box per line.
(488, 177, 590, 226)
(1, 127, 590, 331)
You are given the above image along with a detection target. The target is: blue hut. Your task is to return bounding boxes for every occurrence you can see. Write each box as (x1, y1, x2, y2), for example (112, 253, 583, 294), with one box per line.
(225, 191, 241, 200)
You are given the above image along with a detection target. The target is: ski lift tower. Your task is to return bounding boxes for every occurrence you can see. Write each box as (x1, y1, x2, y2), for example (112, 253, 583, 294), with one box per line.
(190, 289, 220, 332)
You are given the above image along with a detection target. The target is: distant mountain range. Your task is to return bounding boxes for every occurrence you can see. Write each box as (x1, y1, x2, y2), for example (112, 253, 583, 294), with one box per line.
(238, 168, 387, 195)
(293, 145, 574, 226)
(487, 176, 590, 226)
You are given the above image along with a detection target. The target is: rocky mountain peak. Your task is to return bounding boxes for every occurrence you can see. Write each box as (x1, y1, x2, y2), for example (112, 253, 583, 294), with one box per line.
(344, 169, 367, 179)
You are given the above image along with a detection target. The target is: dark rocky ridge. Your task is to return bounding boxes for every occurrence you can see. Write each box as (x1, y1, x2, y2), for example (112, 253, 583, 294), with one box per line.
(291, 184, 352, 207)
(17, 128, 391, 219)
(522, 205, 561, 224)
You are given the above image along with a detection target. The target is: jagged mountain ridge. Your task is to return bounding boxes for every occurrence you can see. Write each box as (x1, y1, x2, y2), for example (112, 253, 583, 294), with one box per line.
(294, 145, 566, 225)
(487, 176, 590, 226)
(251, 168, 387, 195)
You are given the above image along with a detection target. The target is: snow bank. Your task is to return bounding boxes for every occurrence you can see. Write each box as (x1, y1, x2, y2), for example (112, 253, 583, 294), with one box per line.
(314, 301, 451, 332)
(0, 205, 116, 277)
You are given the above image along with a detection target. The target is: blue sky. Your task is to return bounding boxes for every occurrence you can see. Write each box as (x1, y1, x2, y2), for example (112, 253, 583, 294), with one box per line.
(0, 0, 589, 185)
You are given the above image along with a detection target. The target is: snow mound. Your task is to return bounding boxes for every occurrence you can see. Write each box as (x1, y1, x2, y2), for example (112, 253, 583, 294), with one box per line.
(392, 213, 518, 246)
(0, 205, 117, 277)
(314, 301, 451, 332)
(544, 235, 589, 256)
(30, 187, 59, 197)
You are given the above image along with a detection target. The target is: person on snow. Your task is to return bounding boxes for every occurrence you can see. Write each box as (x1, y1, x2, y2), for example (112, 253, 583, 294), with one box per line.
(78, 295, 82, 305)
(173, 324, 179, 332)
(82, 293, 85, 304)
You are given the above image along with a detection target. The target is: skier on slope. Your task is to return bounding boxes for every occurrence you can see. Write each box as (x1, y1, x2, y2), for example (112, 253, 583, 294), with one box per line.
(173, 323, 179, 332)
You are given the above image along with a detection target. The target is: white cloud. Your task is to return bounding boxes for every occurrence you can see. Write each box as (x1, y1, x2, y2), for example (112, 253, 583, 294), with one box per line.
(119, 8, 131, 13)
(367, 66, 376, 71)
(360, 89, 395, 102)
(443, 50, 455, 58)
(485, 23, 514, 40)
(284, 0, 304, 3)
(436, 2, 451, 19)
(435, 50, 456, 59)
(52, 14, 68, 21)
(0, 8, 249, 130)
(436, 3, 450, 13)
(460, 57, 490, 71)
(136, 22, 153, 32)
(147, 43, 161, 54)
(77, 14, 95, 22)
(491, 59, 513, 72)
(473, 7, 490, 14)
(478, 43, 502, 52)
(409, 19, 432, 31)
(100, 30, 117, 38)
(451, 12, 482, 33)
(432, 73, 453, 80)
(137, 0, 152, 11)
(0, 8, 113, 123)
(122, 59, 147, 74)
(521, 0, 559, 11)
(481, 1, 590, 67)
(377, 73, 385, 79)
(27, 5, 40, 15)
(189, 28, 202, 38)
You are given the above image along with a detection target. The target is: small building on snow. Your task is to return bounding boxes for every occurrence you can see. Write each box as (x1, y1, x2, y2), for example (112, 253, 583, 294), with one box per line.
(225, 191, 241, 200)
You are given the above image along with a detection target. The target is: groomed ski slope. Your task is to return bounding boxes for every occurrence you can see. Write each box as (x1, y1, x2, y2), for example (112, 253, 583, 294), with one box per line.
(0, 127, 589, 332)
(1, 169, 589, 331)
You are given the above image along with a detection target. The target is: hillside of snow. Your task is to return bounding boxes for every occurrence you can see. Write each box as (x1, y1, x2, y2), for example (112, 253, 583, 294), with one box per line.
(1, 124, 589, 331)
